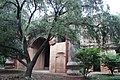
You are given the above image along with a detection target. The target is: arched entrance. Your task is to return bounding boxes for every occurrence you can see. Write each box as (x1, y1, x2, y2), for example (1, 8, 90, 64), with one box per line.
(29, 37, 50, 70)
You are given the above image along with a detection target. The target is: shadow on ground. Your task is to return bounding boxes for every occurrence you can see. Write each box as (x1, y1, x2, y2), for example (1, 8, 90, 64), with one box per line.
(0, 69, 85, 80)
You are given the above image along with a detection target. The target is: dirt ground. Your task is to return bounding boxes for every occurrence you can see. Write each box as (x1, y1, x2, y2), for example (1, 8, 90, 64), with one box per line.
(0, 69, 85, 80)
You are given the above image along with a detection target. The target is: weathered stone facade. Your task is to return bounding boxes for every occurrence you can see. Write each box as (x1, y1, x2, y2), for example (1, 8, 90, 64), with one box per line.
(17, 37, 74, 73)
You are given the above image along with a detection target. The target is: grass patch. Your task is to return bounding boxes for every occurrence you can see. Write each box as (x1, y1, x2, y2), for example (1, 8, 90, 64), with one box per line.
(0, 69, 24, 74)
(91, 74, 120, 80)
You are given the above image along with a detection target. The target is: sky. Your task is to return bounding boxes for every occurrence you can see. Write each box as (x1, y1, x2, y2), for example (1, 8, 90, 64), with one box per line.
(104, 0, 120, 14)
(33, 0, 120, 18)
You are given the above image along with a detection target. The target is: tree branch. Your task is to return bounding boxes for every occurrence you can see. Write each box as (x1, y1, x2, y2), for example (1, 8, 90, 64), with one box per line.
(15, 0, 20, 7)
(15, 0, 23, 40)
(59, 11, 67, 15)
(0, 1, 17, 9)
(82, 22, 99, 27)
(23, 37, 31, 63)
(17, 58, 27, 67)
(0, 43, 27, 58)
(58, 1, 67, 15)
(25, 0, 37, 31)
(48, 0, 57, 13)
(0, 44, 21, 53)
(27, 31, 51, 76)
(27, 4, 32, 14)
(20, 0, 26, 10)
(5, 54, 27, 67)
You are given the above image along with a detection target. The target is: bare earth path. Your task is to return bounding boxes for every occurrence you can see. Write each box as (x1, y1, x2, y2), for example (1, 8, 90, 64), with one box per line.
(0, 69, 85, 80)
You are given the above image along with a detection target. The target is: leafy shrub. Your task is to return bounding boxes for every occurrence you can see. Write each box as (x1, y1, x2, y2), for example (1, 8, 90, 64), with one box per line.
(75, 48, 101, 77)
(102, 54, 120, 75)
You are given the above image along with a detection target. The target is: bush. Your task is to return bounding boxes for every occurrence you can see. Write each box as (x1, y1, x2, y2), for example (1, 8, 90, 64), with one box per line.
(102, 54, 120, 75)
(75, 48, 101, 77)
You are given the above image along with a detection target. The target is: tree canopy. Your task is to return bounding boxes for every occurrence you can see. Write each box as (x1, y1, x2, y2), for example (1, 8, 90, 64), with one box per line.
(0, 0, 120, 78)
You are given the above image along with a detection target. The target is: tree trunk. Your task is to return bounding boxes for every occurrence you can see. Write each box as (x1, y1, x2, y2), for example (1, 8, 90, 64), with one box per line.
(23, 37, 31, 63)
(93, 61, 101, 71)
(25, 64, 33, 78)
(110, 68, 114, 76)
(24, 36, 50, 78)
(83, 67, 87, 78)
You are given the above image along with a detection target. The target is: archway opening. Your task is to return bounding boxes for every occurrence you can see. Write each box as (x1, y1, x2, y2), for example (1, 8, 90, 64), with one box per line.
(31, 37, 50, 70)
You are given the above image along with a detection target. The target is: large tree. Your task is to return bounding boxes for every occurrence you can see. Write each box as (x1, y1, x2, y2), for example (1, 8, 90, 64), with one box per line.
(0, 0, 82, 78)
(0, 0, 109, 78)
(81, 12, 120, 48)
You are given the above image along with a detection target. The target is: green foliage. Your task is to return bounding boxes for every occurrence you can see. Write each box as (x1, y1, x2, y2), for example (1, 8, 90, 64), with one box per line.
(91, 74, 120, 80)
(0, 55, 6, 67)
(0, 0, 114, 78)
(102, 54, 120, 75)
(81, 12, 120, 48)
(82, 0, 105, 16)
(75, 48, 101, 77)
(0, 0, 109, 50)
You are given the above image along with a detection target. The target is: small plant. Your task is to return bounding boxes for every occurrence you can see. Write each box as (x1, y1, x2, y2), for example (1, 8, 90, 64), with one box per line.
(0, 55, 6, 68)
(102, 54, 120, 75)
(75, 48, 101, 78)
